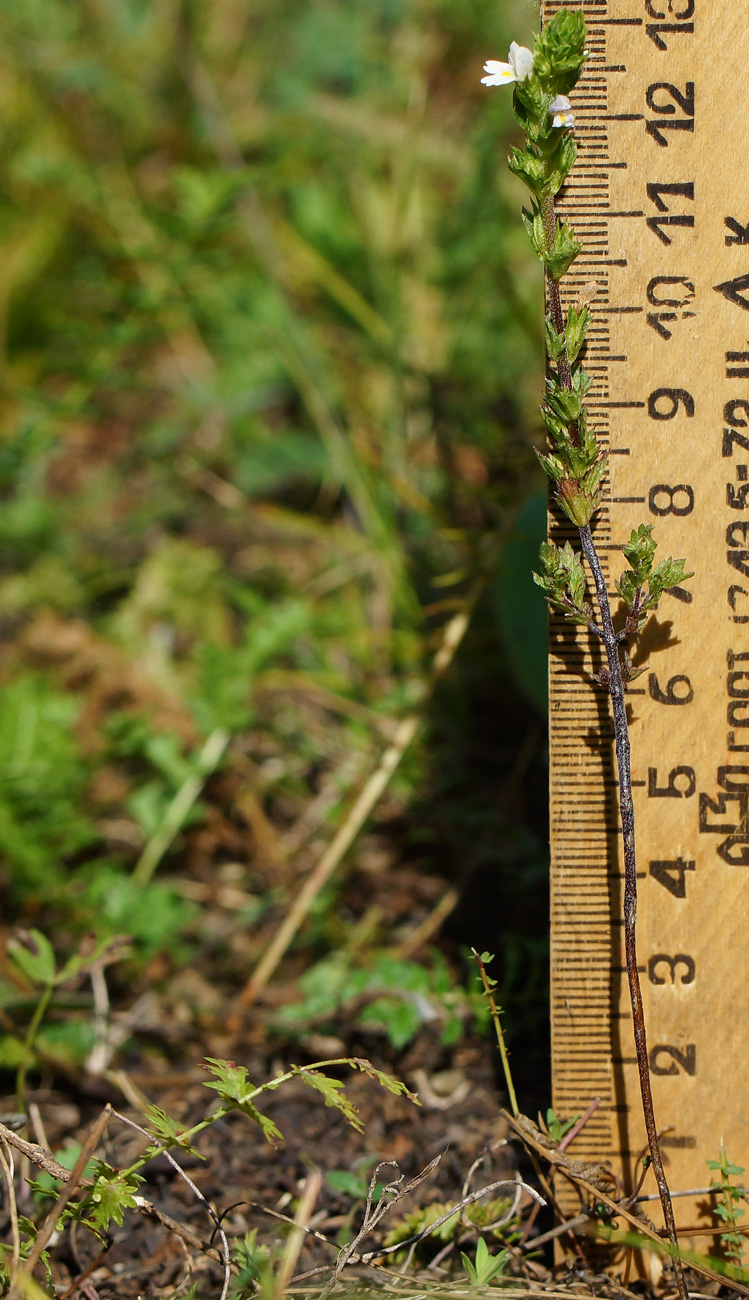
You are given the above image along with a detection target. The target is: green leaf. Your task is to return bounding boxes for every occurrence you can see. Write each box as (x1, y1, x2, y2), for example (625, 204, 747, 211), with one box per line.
(241, 1102, 283, 1145)
(582, 456, 606, 494)
(544, 315, 566, 361)
(0, 1035, 29, 1068)
(521, 202, 547, 261)
(202, 1056, 256, 1105)
(82, 869, 195, 957)
(544, 219, 582, 280)
(202, 1057, 283, 1142)
(350, 1058, 420, 1105)
(536, 450, 566, 481)
(512, 76, 546, 134)
(622, 523, 657, 582)
(15, 1216, 55, 1289)
(0, 675, 98, 901)
(359, 995, 421, 1050)
(507, 144, 549, 197)
(648, 555, 694, 600)
(8, 930, 56, 986)
(615, 570, 639, 608)
(38, 1017, 95, 1067)
(546, 1107, 579, 1143)
(144, 1105, 202, 1157)
(545, 382, 581, 424)
(293, 1067, 363, 1132)
(84, 1164, 144, 1233)
(555, 481, 601, 529)
(534, 540, 590, 623)
(327, 1164, 382, 1202)
(564, 303, 590, 364)
(462, 1235, 509, 1284)
(571, 363, 593, 397)
(31, 1141, 96, 1200)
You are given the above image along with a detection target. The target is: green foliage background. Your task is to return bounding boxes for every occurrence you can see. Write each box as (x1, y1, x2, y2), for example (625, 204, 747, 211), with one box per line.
(0, 0, 548, 1050)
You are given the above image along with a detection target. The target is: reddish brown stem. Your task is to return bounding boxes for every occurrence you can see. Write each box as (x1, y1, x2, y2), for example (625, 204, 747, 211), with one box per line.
(544, 192, 688, 1300)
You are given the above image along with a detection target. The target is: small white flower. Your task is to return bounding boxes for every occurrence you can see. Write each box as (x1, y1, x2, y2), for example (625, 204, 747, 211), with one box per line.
(481, 42, 534, 88)
(549, 94, 574, 128)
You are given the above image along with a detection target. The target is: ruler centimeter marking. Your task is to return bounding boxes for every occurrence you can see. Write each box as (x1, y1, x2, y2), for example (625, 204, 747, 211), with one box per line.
(543, 0, 749, 1249)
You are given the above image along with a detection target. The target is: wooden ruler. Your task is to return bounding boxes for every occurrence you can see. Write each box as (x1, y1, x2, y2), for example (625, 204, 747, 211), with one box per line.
(546, 0, 749, 1246)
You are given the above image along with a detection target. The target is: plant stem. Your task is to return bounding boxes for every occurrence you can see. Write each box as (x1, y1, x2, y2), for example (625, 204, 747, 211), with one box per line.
(16, 982, 53, 1114)
(472, 948, 519, 1117)
(544, 198, 688, 1300)
(540, 194, 574, 397)
(117, 1057, 373, 1181)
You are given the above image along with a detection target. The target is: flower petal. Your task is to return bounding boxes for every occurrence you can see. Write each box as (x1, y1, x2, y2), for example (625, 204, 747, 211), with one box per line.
(508, 42, 534, 80)
(481, 59, 514, 86)
(549, 94, 572, 112)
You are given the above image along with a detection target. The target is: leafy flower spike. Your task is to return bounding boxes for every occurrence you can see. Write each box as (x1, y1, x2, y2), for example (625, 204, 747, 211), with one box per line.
(481, 42, 534, 87)
(549, 94, 574, 128)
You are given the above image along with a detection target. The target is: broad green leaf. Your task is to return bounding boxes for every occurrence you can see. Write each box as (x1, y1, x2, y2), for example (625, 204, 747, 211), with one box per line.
(202, 1057, 255, 1105)
(84, 1164, 144, 1233)
(0, 1035, 29, 1068)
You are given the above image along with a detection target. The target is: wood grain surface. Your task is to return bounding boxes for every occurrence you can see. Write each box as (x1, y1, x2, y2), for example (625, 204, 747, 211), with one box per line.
(543, 0, 749, 1249)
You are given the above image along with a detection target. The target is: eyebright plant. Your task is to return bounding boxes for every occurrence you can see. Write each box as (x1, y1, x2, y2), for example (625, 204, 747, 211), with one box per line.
(482, 11, 692, 1298)
(707, 1144, 746, 1266)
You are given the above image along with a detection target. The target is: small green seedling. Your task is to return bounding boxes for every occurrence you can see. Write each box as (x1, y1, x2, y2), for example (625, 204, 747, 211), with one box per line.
(461, 1235, 510, 1286)
(545, 1106, 578, 1144)
(707, 1144, 746, 1266)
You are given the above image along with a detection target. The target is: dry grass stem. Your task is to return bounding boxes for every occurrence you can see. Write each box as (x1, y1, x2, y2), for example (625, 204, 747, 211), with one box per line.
(274, 1168, 324, 1299)
(0, 1139, 21, 1273)
(504, 1109, 749, 1295)
(236, 604, 473, 1011)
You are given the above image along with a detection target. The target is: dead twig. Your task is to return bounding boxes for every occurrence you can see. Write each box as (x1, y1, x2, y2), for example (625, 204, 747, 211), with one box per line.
(8, 1105, 112, 1299)
(311, 1147, 544, 1300)
(640, 1185, 749, 1202)
(516, 1094, 599, 1251)
(394, 886, 462, 962)
(112, 1109, 231, 1300)
(356, 1176, 545, 1264)
(0, 1138, 21, 1273)
(503, 1109, 749, 1296)
(57, 1241, 111, 1300)
(459, 1157, 523, 1234)
(520, 1213, 590, 1252)
(319, 1158, 412, 1299)
(0, 1118, 223, 1267)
